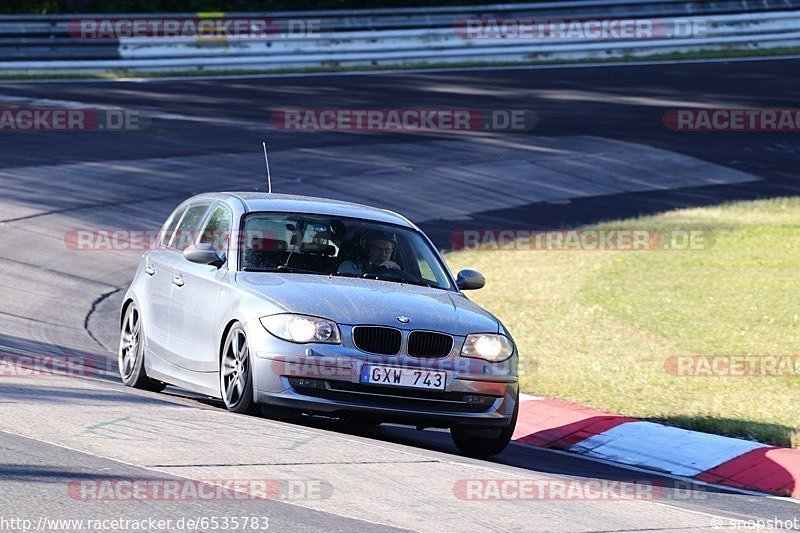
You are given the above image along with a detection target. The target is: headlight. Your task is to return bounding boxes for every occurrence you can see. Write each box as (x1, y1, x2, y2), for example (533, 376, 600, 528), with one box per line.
(260, 314, 341, 344)
(461, 334, 514, 362)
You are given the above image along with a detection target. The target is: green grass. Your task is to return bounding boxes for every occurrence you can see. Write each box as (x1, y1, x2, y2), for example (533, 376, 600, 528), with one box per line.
(1, 45, 799, 81)
(445, 197, 800, 447)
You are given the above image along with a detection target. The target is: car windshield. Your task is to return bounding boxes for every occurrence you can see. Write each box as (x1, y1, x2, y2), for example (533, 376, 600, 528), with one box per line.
(239, 212, 454, 290)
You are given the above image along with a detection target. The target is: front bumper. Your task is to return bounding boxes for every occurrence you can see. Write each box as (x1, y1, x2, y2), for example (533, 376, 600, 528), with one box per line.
(254, 378, 518, 428)
(246, 320, 519, 428)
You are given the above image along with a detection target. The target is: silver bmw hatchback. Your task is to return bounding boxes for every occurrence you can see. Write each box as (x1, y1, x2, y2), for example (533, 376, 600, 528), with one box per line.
(120, 192, 519, 457)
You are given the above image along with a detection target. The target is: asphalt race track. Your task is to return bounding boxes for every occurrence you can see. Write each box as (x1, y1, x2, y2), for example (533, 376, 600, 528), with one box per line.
(0, 58, 799, 531)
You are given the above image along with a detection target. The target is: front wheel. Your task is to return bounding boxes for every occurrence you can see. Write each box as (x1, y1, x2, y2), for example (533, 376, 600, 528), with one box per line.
(118, 303, 166, 392)
(451, 398, 518, 458)
(220, 323, 257, 414)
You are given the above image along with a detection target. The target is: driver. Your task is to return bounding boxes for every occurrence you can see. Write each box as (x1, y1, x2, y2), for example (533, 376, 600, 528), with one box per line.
(338, 231, 401, 275)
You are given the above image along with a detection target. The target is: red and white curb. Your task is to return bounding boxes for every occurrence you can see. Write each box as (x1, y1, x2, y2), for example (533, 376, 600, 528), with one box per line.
(512, 394, 800, 498)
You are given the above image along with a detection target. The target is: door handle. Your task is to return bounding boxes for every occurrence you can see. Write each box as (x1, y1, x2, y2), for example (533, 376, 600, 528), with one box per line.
(172, 276, 185, 287)
(145, 266, 156, 276)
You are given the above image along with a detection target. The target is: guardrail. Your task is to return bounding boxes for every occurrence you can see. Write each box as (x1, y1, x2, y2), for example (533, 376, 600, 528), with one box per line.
(0, 0, 799, 74)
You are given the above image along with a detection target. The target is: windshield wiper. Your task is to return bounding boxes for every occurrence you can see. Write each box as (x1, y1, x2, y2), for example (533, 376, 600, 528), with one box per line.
(359, 273, 441, 289)
(242, 265, 320, 275)
(399, 279, 441, 289)
(275, 265, 329, 275)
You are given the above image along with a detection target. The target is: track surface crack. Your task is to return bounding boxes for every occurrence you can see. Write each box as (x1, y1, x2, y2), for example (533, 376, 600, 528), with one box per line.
(84, 287, 122, 351)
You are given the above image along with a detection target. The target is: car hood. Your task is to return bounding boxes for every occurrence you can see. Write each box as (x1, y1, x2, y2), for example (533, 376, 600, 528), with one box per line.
(235, 272, 499, 336)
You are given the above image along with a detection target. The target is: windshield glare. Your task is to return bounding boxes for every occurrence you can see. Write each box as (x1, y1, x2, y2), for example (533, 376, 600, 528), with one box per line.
(239, 212, 454, 290)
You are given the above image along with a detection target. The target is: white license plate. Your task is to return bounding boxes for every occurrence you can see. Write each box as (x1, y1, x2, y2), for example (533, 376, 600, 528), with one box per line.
(360, 365, 446, 391)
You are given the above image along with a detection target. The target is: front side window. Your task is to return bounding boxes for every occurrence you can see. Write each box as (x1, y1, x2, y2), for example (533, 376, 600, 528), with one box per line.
(200, 204, 233, 256)
(171, 203, 211, 251)
(239, 212, 453, 290)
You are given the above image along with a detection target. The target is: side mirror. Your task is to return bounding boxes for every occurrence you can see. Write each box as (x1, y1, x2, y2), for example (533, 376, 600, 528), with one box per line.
(456, 269, 485, 291)
(184, 243, 224, 268)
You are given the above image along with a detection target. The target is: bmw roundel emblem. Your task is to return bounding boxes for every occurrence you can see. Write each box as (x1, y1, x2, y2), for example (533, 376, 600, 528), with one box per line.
(396, 316, 411, 324)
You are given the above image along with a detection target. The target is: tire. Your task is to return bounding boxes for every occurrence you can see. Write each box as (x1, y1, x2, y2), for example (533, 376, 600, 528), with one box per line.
(451, 396, 518, 458)
(220, 323, 257, 415)
(118, 303, 166, 392)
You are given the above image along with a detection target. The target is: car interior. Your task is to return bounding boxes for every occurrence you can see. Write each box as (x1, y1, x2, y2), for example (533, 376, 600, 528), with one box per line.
(241, 218, 425, 281)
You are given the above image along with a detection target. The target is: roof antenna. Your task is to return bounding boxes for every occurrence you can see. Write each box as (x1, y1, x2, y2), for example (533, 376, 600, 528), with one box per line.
(262, 141, 272, 194)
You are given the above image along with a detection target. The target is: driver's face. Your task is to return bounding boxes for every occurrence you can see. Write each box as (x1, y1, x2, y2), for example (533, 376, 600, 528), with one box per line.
(368, 239, 394, 264)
